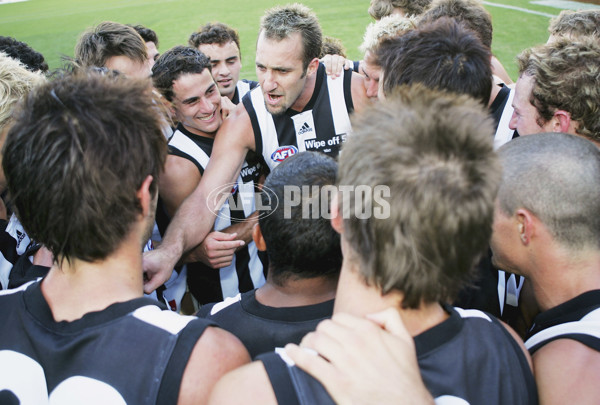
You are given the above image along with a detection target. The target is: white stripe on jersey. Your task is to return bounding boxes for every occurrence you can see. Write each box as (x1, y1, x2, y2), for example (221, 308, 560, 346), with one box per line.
(132, 305, 197, 335)
(326, 74, 352, 136)
(454, 307, 492, 322)
(525, 307, 600, 350)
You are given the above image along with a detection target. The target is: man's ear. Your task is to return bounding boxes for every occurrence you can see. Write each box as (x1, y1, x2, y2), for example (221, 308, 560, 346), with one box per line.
(330, 192, 343, 235)
(306, 57, 320, 77)
(136, 175, 154, 217)
(552, 110, 572, 133)
(252, 223, 267, 251)
(515, 208, 535, 245)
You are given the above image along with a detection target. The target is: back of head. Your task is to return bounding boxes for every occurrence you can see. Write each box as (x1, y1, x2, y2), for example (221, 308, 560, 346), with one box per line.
(75, 21, 147, 68)
(152, 46, 211, 102)
(3, 72, 167, 263)
(188, 22, 241, 52)
(260, 3, 322, 71)
(549, 9, 600, 40)
(517, 38, 600, 143)
(497, 133, 600, 251)
(129, 24, 159, 47)
(419, 0, 493, 48)
(0, 36, 48, 73)
(338, 84, 499, 308)
(359, 14, 417, 55)
(369, 0, 432, 19)
(259, 151, 341, 284)
(320, 36, 346, 58)
(0, 52, 46, 134)
(377, 17, 492, 105)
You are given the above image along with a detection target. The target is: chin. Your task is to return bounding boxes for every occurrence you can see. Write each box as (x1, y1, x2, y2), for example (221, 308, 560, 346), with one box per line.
(264, 103, 286, 117)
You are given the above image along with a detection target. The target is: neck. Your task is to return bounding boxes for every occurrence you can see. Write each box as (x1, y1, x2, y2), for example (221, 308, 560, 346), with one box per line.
(255, 270, 337, 307)
(181, 124, 216, 140)
(289, 70, 317, 113)
(333, 259, 449, 337)
(41, 234, 144, 322)
(527, 247, 600, 311)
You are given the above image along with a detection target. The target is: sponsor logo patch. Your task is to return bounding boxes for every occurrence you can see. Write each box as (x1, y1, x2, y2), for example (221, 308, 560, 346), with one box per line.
(271, 145, 298, 163)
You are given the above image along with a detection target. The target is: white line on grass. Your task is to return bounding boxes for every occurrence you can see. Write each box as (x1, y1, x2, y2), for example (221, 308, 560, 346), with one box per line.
(482, 1, 557, 17)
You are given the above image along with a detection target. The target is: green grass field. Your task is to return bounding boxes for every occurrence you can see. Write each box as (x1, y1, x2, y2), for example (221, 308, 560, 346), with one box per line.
(0, 0, 595, 81)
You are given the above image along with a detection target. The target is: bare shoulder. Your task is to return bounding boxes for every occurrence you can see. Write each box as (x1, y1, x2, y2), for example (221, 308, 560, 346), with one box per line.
(178, 326, 251, 405)
(349, 71, 370, 114)
(162, 154, 201, 182)
(534, 339, 600, 405)
(208, 360, 278, 405)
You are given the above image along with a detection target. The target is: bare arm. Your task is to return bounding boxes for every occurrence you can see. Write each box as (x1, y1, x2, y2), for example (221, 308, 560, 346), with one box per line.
(208, 361, 277, 405)
(143, 104, 256, 293)
(178, 327, 251, 405)
(533, 339, 600, 405)
(350, 72, 371, 114)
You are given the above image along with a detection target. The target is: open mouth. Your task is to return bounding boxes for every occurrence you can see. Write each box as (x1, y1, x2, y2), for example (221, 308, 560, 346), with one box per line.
(218, 78, 233, 87)
(199, 112, 216, 121)
(266, 93, 282, 105)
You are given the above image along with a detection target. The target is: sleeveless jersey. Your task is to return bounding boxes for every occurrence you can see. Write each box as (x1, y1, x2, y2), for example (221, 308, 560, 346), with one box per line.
(0, 281, 215, 404)
(167, 125, 265, 304)
(0, 214, 34, 290)
(258, 305, 538, 405)
(243, 63, 353, 171)
(490, 84, 517, 150)
(231, 79, 259, 105)
(525, 290, 600, 355)
(197, 289, 333, 358)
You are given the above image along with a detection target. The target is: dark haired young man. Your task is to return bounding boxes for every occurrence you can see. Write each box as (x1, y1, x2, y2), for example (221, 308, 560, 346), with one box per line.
(198, 151, 340, 358)
(152, 46, 264, 306)
(189, 22, 257, 104)
(0, 72, 249, 404)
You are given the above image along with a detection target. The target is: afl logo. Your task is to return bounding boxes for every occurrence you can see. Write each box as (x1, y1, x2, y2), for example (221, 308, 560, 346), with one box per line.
(271, 145, 298, 163)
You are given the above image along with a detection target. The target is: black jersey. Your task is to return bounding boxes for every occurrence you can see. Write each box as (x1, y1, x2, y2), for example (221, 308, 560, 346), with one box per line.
(0, 280, 215, 404)
(243, 63, 353, 171)
(231, 79, 259, 105)
(258, 305, 538, 405)
(525, 290, 600, 355)
(197, 289, 333, 358)
(166, 125, 265, 305)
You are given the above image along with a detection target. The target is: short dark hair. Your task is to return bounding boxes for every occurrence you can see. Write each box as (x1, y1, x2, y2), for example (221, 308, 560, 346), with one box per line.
(129, 24, 159, 47)
(339, 85, 499, 308)
(152, 46, 211, 102)
(75, 21, 147, 68)
(419, 0, 494, 49)
(0, 36, 48, 73)
(188, 22, 241, 55)
(260, 4, 322, 72)
(377, 18, 492, 105)
(3, 72, 167, 263)
(259, 151, 341, 284)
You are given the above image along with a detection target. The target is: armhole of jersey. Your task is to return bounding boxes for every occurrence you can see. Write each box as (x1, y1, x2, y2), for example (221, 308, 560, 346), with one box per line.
(168, 147, 205, 176)
(257, 352, 301, 405)
(242, 94, 264, 159)
(156, 319, 216, 404)
(343, 68, 354, 113)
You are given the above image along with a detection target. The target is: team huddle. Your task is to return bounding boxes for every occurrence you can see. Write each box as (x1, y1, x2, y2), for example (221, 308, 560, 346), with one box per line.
(1, 1, 599, 404)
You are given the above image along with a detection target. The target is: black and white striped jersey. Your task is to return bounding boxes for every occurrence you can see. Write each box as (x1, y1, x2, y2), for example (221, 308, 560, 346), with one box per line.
(166, 125, 265, 305)
(243, 63, 353, 171)
(231, 79, 259, 105)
